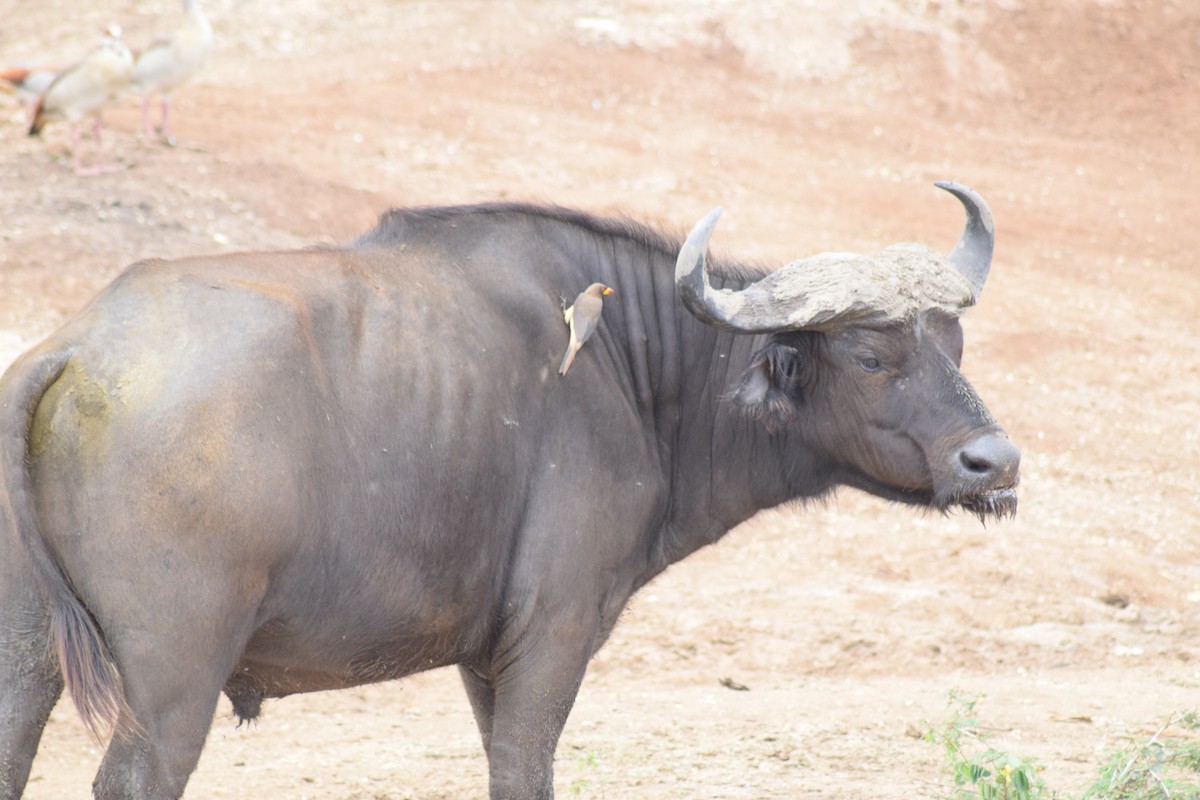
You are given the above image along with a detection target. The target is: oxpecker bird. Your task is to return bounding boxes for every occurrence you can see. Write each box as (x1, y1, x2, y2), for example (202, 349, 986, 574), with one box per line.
(559, 283, 613, 376)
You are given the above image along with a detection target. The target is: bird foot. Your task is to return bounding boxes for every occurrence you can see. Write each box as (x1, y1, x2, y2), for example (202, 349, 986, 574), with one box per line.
(143, 125, 176, 146)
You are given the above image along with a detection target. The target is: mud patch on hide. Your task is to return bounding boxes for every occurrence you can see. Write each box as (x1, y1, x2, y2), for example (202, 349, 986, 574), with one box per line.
(28, 359, 114, 465)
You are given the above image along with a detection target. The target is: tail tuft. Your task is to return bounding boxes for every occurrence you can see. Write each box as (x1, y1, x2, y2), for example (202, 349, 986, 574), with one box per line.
(54, 599, 140, 743)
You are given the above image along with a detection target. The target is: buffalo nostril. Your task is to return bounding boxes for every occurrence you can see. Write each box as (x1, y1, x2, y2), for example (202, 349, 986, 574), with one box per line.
(956, 433, 1021, 484)
(960, 450, 993, 474)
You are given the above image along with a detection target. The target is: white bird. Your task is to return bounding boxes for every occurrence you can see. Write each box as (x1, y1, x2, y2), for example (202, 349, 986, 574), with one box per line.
(130, 0, 212, 145)
(29, 26, 133, 176)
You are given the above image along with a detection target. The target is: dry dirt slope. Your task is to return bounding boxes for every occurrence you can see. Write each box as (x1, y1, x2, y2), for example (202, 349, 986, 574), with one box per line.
(1, 0, 1198, 797)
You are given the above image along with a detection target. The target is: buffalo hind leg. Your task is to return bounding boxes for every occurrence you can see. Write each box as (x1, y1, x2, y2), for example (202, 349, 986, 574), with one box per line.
(91, 638, 230, 800)
(90, 607, 258, 800)
(0, 598, 63, 800)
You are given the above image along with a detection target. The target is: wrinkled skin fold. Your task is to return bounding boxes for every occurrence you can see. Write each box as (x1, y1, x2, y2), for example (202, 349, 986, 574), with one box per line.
(0, 182, 1018, 799)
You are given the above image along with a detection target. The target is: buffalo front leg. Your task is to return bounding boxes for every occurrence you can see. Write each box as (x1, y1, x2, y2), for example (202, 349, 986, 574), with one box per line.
(481, 603, 602, 800)
(459, 664, 496, 756)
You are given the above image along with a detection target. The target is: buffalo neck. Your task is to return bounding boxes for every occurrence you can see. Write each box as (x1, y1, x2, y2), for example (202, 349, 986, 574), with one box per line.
(610, 257, 831, 572)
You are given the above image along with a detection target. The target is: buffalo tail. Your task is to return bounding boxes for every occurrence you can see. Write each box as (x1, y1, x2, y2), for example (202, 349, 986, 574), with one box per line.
(0, 345, 139, 744)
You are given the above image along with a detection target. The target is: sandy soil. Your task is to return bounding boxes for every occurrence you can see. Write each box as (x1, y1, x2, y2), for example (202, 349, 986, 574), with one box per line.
(1, 0, 1198, 797)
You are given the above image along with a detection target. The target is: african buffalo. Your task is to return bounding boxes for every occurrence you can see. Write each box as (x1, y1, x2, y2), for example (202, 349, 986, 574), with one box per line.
(0, 181, 1019, 799)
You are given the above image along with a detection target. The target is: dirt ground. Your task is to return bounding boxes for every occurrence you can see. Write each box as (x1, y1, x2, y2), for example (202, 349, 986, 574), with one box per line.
(2, 0, 1198, 797)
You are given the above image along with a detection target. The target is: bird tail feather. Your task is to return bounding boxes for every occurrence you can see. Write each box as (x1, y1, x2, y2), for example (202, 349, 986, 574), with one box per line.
(28, 103, 45, 136)
(559, 347, 576, 375)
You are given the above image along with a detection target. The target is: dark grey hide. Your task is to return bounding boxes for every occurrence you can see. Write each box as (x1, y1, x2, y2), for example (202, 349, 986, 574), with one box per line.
(0, 183, 1019, 799)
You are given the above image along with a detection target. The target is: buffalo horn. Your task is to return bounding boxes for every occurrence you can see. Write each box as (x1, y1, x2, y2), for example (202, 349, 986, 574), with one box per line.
(675, 183, 986, 335)
(673, 206, 736, 330)
(934, 180, 994, 298)
(674, 206, 917, 335)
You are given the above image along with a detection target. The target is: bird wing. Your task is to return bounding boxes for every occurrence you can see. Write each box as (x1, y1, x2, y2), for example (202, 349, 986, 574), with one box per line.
(132, 1, 212, 93)
(37, 39, 132, 122)
(570, 293, 603, 345)
(8, 68, 57, 99)
(131, 41, 177, 90)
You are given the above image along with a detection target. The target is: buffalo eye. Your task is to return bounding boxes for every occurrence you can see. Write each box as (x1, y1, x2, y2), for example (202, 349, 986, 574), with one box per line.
(859, 356, 883, 373)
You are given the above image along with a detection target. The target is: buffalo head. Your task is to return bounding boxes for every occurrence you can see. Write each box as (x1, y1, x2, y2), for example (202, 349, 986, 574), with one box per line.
(676, 182, 1020, 520)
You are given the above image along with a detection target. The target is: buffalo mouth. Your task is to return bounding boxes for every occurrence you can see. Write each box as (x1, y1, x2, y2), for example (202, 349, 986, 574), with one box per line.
(840, 471, 1019, 523)
(958, 485, 1019, 523)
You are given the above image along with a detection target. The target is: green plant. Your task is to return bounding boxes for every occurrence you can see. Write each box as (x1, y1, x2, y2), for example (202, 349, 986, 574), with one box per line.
(925, 692, 1200, 800)
(924, 690, 1046, 800)
(1084, 710, 1200, 800)
(567, 750, 601, 798)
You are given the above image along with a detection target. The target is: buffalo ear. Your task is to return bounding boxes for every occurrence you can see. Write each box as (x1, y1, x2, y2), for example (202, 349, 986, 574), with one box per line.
(731, 343, 805, 432)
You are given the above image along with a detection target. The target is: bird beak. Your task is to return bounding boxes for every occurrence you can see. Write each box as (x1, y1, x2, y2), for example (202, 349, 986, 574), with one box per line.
(602, 287, 614, 295)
